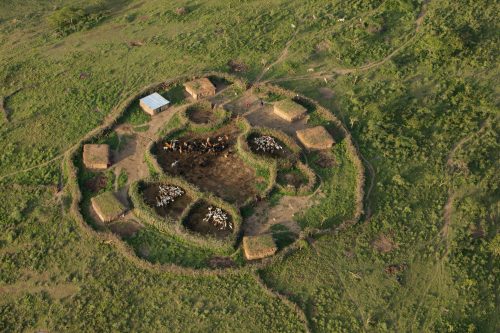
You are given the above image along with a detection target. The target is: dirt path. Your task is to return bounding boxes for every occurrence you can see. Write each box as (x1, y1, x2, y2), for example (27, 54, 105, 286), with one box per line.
(0, 154, 64, 182)
(253, 273, 311, 333)
(442, 118, 490, 240)
(407, 117, 493, 328)
(112, 108, 181, 189)
(0, 270, 79, 302)
(265, 33, 417, 84)
(253, 25, 301, 84)
(264, 0, 432, 85)
(359, 152, 376, 221)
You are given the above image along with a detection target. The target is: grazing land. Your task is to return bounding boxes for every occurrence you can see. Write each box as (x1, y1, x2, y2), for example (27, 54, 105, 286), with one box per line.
(0, 1, 498, 332)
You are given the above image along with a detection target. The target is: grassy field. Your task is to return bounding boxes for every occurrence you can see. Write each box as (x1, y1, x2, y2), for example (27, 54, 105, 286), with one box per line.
(0, 0, 498, 332)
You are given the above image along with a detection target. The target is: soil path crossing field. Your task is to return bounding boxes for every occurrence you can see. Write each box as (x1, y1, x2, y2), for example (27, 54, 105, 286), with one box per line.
(254, 273, 311, 333)
(262, 0, 432, 85)
(0, 154, 65, 182)
(405, 117, 493, 329)
(253, 25, 300, 84)
(441, 118, 491, 239)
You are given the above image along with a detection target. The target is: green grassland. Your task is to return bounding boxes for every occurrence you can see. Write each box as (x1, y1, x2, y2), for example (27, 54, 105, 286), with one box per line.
(0, 0, 498, 332)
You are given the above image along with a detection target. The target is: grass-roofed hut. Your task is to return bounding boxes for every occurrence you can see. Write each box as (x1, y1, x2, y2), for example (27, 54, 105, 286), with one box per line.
(242, 234, 277, 260)
(83, 144, 111, 169)
(296, 126, 335, 150)
(273, 99, 307, 122)
(91, 191, 127, 223)
(183, 78, 216, 100)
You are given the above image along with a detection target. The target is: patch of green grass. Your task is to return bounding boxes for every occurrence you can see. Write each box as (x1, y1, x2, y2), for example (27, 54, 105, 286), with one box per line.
(119, 101, 151, 126)
(0, 0, 498, 331)
(96, 131, 120, 150)
(297, 141, 357, 229)
(117, 169, 128, 188)
(270, 224, 297, 250)
(240, 205, 255, 218)
(133, 124, 150, 132)
(254, 165, 272, 193)
(124, 226, 218, 268)
(267, 188, 285, 207)
(163, 84, 186, 105)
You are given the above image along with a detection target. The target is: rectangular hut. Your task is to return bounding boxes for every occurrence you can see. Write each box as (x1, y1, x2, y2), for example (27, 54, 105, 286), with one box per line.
(273, 99, 307, 122)
(183, 78, 216, 100)
(296, 126, 335, 150)
(139, 93, 170, 115)
(91, 191, 127, 223)
(83, 144, 111, 169)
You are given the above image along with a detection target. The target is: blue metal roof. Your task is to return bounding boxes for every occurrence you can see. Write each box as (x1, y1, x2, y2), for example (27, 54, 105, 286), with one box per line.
(140, 93, 170, 110)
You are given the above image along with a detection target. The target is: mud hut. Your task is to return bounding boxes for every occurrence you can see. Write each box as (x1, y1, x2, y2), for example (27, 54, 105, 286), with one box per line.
(91, 191, 127, 223)
(296, 126, 335, 150)
(83, 144, 111, 169)
(242, 234, 277, 260)
(139, 92, 170, 115)
(273, 99, 307, 122)
(183, 78, 216, 100)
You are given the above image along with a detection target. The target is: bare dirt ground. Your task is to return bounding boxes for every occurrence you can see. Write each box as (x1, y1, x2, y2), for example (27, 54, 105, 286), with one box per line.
(225, 91, 328, 236)
(224, 91, 309, 141)
(244, 195, 313, 236)
(109, 103, 188, 205)
(154, 122, 258, 205)
(186, 105, 217, 124)
(277, 170, 307, 189)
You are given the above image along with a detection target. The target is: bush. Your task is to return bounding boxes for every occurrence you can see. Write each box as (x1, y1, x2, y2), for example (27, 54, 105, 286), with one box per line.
(47, 6, 107, 36)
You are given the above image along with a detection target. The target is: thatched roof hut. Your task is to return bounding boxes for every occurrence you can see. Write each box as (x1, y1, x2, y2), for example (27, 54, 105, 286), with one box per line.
(273, 99, 307, 122)
(183, 78, 216, 100)
(139, 93, 170, 115)
(242, 234, 277, 260)
(83, 144, 111, 169)
(296, 126, 335, 150)
(91, 191, 127, 223)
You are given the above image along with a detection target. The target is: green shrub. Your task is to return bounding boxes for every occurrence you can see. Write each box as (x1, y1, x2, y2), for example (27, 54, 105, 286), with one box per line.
(47, 6, 107, 36)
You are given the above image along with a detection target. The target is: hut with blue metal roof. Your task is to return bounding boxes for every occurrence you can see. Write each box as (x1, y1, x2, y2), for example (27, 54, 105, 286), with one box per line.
(139, 92, 170, 115)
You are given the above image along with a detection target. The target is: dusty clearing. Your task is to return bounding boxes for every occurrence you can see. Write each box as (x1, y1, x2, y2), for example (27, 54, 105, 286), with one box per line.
(154, 123, 258, 205)
(244, 195, 311, 236)
(186, 105, 217, 124)
(372, 234, 397, 253)
(0, 270, 79, 301)
(227, 96, 309, 140)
